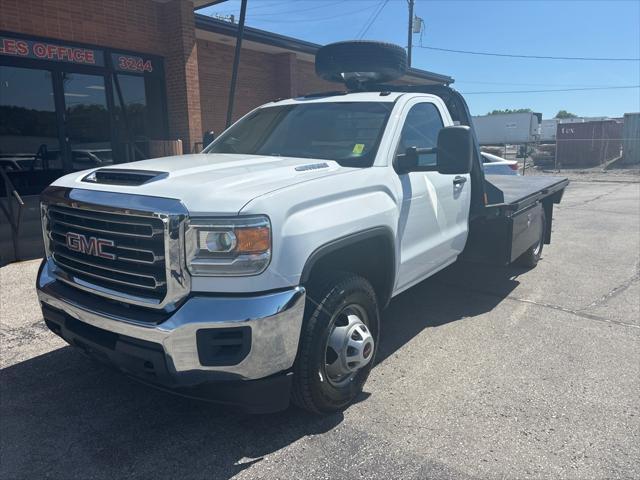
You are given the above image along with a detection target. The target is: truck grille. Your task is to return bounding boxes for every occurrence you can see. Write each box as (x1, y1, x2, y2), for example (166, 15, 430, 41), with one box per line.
(46, 205, 168, 302)
(41, 187, 190, 310)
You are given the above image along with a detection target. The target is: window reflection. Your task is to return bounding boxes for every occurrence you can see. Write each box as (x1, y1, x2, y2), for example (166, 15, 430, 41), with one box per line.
(62, 72, 112, 170)
(397, 103, 444, 167)
(0, 58, 166, 191)
(0, 65, 61, 173)
(113, 74, 148, 161)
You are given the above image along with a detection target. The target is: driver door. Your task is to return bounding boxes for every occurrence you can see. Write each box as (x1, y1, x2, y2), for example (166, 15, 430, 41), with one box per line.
(394, 100, 472, 292)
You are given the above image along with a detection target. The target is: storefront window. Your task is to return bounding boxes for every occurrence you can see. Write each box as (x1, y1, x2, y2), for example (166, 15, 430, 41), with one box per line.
(0, 66, 61, 174)
(112, 73, 166, 161)
(113, 74, 147, 161)
(114, 74, 147, 136)
(0, 35, 167, 193)
(62, 72, 113, 170)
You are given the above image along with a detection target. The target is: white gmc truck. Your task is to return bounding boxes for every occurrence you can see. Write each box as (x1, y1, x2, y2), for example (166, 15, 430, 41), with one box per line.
(36, 42, 568, 413)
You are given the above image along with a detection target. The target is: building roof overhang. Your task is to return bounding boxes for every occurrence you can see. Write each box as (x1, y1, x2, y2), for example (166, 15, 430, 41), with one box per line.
(193, 0, 228, 9)
(194, 14, 454, 86)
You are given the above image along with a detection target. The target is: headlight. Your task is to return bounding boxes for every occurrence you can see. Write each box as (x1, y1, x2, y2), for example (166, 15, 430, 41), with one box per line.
(185, 216, 271, 276)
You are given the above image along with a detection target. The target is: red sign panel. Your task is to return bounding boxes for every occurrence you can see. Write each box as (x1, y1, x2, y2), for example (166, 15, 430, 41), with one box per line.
(0, 36, 104, 66)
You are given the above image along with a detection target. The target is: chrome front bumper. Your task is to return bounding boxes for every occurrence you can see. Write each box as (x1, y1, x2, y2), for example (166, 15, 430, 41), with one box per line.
(37, 259, 306, 383)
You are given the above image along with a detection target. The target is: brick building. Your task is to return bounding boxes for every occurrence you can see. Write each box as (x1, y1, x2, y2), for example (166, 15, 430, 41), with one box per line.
(0, 0, 452, 263)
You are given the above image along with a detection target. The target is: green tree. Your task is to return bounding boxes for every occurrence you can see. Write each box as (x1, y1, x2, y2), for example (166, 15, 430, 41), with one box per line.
(555, 110, 578, 119)
(487, 108, 532, 115)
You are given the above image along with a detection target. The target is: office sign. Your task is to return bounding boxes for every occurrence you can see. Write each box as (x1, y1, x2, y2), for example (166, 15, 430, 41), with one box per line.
(0, 35, 104, 66)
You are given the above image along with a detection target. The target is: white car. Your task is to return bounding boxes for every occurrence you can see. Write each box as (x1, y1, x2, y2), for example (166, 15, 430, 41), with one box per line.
(481, 151, 519, 175)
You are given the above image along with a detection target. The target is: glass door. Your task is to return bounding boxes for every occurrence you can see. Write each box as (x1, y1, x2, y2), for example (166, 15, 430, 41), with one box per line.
(0, 65, 62, 195)
(61, 72, 113, 171)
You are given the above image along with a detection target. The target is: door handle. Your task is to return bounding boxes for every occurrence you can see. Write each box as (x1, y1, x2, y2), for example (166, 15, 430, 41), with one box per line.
(453, 176, 467, 186)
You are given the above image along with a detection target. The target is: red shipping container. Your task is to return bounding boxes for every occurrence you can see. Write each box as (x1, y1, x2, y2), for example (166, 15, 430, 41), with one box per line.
(556, 120, 623, 167)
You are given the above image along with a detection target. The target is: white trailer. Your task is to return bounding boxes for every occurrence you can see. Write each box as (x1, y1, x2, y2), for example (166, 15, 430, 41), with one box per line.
(472, 112, 541, 145)
(540, 119, 558, 142)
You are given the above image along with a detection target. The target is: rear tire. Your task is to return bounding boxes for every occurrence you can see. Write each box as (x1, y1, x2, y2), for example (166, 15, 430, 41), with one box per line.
(515, 209, 546, 268)
(315, 41, 407, 84)
(292, 273, 379, 414)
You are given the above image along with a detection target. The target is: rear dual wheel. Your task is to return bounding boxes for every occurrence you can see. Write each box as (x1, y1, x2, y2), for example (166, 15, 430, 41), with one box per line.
(515, 209, 546, 268)
(292, 274, 379, 414)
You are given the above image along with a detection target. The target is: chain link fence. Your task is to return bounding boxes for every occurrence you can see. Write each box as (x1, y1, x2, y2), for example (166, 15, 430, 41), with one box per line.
(480, 115, 640, 176)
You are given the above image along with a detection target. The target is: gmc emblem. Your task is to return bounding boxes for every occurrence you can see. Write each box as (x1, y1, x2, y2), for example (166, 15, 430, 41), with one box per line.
(65, 232, 116, 260)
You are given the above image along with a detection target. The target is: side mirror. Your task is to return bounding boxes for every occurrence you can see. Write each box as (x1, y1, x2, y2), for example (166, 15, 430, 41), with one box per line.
(203, 130, 216, 147)
(436, 126, 473, 175)
(394, 146, 420, 174)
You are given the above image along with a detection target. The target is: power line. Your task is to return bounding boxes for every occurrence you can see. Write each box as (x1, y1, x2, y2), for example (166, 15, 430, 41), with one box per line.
(356, 0, 385, 39)
(209, 0, 291, 14)
(358, 0, 390, 39)
(416, 45, 640, 62)
(462, 85, 640, 94)
(455, 80, 634, 88)
(252, 2, 381, 23)
(243, 0, 346, 17)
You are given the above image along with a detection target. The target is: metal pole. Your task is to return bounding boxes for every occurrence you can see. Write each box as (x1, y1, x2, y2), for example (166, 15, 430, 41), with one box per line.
(554, 124, 559, 172)
(407, 0, 414, 67)
(226, 0, 248, 128)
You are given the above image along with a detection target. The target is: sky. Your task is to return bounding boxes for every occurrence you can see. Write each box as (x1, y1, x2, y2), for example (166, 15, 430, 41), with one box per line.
(200, 0, 640, 119)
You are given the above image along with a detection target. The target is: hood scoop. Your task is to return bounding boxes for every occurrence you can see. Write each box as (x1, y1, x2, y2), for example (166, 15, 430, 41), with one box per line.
(82, 169, 169, 186)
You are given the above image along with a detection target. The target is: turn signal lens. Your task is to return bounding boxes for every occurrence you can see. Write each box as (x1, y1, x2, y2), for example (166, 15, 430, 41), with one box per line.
(236, 227, 270, 253)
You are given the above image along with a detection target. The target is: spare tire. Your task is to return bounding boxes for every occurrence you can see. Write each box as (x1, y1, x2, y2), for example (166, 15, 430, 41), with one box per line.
(315, 41, 407, 86)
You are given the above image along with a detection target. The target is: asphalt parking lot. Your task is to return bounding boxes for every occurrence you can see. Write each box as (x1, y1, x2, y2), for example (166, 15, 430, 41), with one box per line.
(1, 178, 639, 480)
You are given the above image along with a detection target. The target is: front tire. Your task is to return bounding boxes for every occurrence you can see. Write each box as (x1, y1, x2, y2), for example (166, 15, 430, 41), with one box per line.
(292, 273, 379, 414)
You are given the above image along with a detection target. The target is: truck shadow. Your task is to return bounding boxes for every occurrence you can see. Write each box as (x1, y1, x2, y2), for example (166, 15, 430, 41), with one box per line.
(1, 261, 522, 479)
(377, 260, 523, 364)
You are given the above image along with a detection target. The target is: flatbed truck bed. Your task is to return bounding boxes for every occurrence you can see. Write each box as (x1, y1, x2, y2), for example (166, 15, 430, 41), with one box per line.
(464, 175, 569, 266)
(484, 174, 569, 212)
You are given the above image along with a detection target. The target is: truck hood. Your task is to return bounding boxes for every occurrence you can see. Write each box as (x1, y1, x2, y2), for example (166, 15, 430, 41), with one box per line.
(53, 153, 349, 215)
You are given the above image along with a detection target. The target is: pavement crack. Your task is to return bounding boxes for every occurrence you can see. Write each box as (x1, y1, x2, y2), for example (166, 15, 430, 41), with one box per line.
(569, 179, 640, 185)
(503, 296, 639, 329)
(580, 262, 640, 311)
(560, 184, 632, 209)
(441, 281, 640, 330)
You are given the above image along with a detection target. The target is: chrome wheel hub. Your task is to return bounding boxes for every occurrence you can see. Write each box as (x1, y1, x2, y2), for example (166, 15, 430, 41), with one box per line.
(325, 306, 374, 386)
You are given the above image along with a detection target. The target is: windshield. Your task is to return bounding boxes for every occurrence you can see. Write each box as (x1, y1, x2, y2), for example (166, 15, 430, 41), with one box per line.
(204, 102, 393, 167)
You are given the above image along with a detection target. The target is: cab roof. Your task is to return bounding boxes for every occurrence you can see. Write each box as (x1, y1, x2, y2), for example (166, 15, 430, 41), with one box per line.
(272, 91, 407, 105)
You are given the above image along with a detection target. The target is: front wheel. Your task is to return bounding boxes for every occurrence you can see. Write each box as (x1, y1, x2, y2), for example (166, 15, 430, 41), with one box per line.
(292, 273, 379, 414)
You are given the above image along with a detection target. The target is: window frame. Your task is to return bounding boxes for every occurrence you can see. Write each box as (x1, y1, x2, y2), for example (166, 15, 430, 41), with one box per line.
(385, 96, 453, 172)
(394, 101, 445, 171)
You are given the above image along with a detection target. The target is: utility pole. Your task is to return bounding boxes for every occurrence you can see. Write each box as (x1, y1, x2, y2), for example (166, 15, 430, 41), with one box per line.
(226, 0, 248, 128)
(407, 0, 414, 67)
